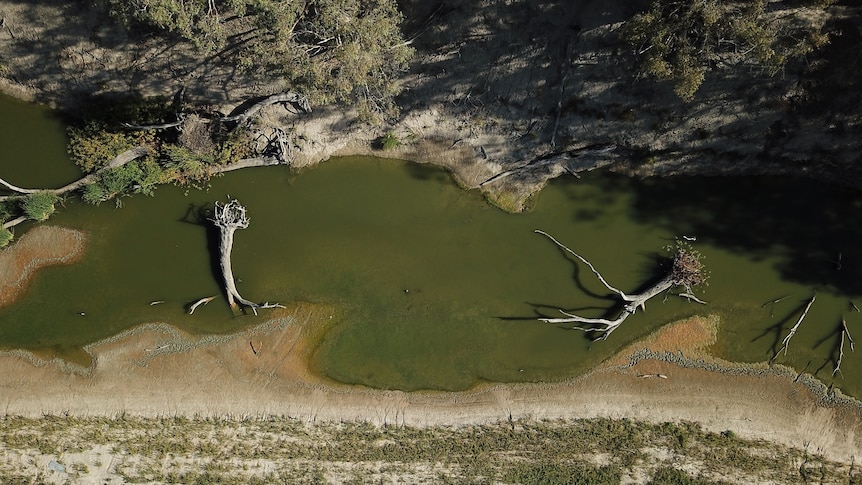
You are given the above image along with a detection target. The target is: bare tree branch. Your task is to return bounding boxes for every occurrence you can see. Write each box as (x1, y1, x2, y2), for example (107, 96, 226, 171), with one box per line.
(772, 294, 816, 363)
(535, 231, 707, 339)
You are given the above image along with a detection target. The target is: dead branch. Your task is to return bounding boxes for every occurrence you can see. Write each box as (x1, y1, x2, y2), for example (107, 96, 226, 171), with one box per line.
(535, 230, 707, 339)
(762, 295, 790, 308)
(844, 319, 855, 352)
(550, 35, 575, 149)
(535, 230, 628, 299)
(772, 294, 816, 362)
(221, 92, 312, 125)
(833, 330, 845, 378)
(0, 146, 151, 197)
(122, 115, 187, 131)
(211, 157, 283, 175)
(188, 295, 217, 314)
(478, 144, 616, 187)
(1, 215, 27, 230)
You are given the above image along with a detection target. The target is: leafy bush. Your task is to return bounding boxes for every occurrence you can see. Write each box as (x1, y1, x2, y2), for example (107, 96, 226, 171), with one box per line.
(378, 132, 401, 150)
(68, 122, 154, 173)
(82, 160, 166, 205)
(0, 227, 12, 248)
(21, 192, 59, 221)
(164, 145, 214, 185)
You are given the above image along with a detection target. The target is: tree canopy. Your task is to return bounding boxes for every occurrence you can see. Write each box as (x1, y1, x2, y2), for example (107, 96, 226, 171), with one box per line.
(97, 0, 413, 118)
(621, 0, 831, 101)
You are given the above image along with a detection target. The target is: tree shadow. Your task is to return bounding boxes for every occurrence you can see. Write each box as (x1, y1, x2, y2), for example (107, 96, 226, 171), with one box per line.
(502, 243, 678, 341)
(176, 202, 231, 313)
(813, 318, 847, 378)
(752, 299, 811, 360)
(625, 174, 862, 296)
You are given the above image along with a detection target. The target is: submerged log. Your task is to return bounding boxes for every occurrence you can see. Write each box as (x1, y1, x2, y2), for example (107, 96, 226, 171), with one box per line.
(535, 230, 707, 340)
(188, 296, 217, 315)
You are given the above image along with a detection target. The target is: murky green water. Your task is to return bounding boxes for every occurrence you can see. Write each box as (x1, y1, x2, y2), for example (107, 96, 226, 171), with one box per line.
(1, 94, 860, 396)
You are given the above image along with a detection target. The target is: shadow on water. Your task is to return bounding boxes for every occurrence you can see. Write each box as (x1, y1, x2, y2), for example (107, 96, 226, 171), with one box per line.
(183, 203, 228, 311)
(624, 175, 862, 295)
(813, 318, 849, 377)
(752, 298, 812, 359)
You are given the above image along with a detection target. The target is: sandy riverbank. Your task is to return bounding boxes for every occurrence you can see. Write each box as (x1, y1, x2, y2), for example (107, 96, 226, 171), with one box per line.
(1, 298, 860, 466)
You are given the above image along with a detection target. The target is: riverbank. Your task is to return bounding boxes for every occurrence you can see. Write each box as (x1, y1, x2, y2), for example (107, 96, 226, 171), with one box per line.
(1, 1, 859, 211)
(1, 306, 860, 466)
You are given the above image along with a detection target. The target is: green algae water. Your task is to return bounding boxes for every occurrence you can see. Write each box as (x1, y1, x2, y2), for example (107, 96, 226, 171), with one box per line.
(1, 96, 861, 397)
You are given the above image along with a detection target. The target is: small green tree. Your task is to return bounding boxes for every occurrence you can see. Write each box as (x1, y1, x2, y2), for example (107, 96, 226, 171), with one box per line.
(21, 192, 60, 221)
(622, 0, 831, 101)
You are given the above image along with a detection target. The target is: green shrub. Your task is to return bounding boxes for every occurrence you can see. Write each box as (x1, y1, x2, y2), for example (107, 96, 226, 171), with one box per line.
(21, 192, 59, 221)
(0, 227, 13, 248)
(67, 122, 151, 173)
(83, 160, 166, 205)
(378, 132, 401, 150)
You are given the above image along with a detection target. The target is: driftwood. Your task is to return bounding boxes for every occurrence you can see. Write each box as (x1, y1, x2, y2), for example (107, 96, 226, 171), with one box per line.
(761, 295, 790, 308)
(188, 295, 217, 315)
(535, 230, 707, 340)
(844, 319, 855, 352)
(211, 199, 284, 315)
(478, 144, 616, 187)
(833, 329, 846, 377)
(122, 116, 187, 131)
(771, 294, 816, 363)
(221, 92, 312, 125)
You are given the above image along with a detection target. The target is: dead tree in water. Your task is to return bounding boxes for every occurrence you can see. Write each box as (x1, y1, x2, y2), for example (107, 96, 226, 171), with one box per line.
(535, 230, 708, 340)
(210, 199, 283, 315)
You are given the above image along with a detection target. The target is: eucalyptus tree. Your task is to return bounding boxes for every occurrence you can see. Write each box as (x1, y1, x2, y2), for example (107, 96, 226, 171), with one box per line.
(96, 0, 413, 118)
(621, 0, 832, 101)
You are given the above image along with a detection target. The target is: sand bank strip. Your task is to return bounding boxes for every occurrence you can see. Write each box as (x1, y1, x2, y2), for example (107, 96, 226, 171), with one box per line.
(0, 314, 860, 465)
(0, 225, 86, 308)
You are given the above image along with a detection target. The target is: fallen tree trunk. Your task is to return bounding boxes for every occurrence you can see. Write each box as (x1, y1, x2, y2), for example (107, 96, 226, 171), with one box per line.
(211, 199, 284, 315)
(211, 157, 282, 174)
(535, 230, 707, 340)
(221, 92, 312, 125)
(478, 144, 616, 187)
(0, 146, 151, 198)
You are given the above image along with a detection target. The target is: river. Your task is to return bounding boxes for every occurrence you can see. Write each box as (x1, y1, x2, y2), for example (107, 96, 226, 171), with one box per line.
(1, 94, 860, 396)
